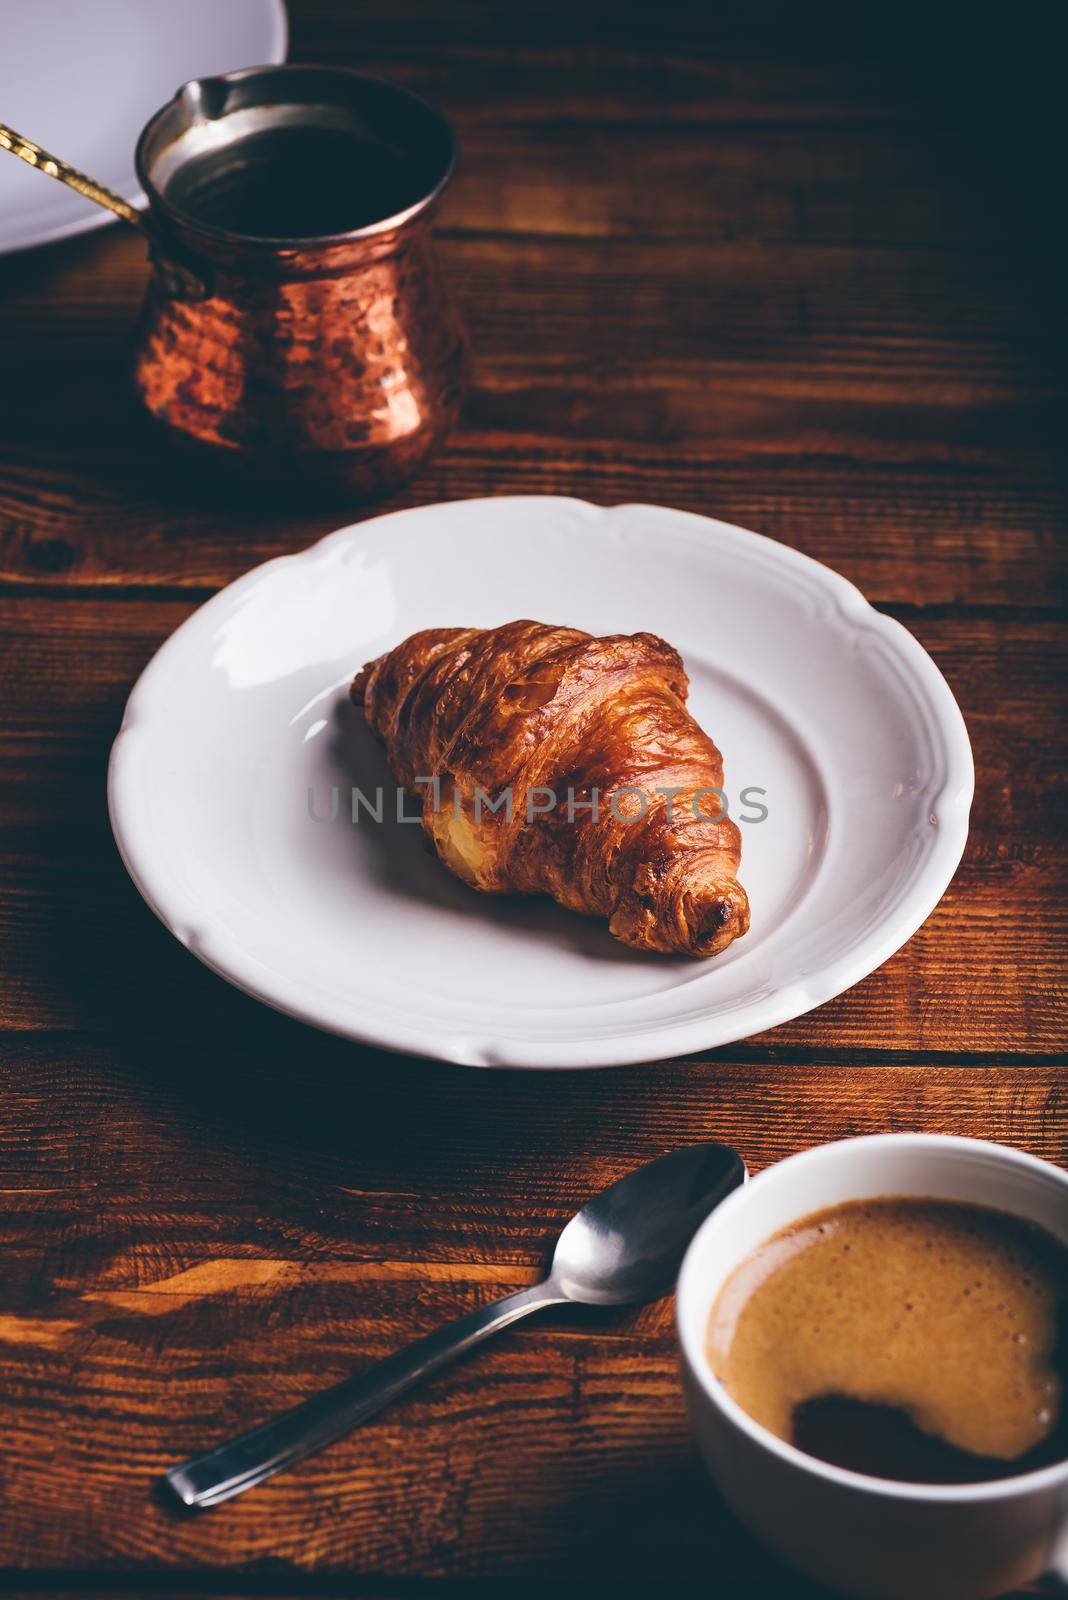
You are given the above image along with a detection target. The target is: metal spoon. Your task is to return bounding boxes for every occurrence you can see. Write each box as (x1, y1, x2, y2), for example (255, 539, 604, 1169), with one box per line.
(165, 1141, 745, 1508)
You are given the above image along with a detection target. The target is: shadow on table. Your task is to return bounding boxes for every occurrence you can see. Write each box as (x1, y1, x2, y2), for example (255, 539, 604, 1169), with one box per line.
(24, 755, 738, 1206)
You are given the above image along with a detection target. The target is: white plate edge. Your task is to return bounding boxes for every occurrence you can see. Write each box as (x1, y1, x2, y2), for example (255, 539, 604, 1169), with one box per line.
(107, 496, 975, 1069)
(0, 0, 288, 258)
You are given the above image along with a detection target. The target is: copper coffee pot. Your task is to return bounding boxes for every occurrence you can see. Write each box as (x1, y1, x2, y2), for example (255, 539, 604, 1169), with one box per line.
(1, 66, 466, 499)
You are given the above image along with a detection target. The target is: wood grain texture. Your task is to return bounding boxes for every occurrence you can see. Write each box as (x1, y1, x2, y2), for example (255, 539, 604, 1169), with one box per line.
(0, 1037, 1063, 1578)
(0, 0, 1064, 1593)
(0, 598, 1064, 1052)
(0, 231, 1063, 606)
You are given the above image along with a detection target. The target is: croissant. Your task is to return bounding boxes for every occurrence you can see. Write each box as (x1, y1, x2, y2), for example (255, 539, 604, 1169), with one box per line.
(351, 620, 750, 957)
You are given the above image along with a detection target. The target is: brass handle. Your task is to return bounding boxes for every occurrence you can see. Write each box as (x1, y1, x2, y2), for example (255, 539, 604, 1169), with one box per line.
(0, 122, 149, 232)
(0, 121, 208, 298)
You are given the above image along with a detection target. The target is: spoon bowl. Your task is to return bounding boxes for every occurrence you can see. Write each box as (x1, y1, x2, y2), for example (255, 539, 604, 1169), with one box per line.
(550, 1143, 747, 1305)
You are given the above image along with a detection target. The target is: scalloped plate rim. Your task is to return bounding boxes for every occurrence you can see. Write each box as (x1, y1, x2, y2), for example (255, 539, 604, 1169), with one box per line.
(107, 496, 975, 1069)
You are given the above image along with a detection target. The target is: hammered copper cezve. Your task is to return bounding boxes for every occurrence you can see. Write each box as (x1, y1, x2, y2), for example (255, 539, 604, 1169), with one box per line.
(131, 65, 466, 498)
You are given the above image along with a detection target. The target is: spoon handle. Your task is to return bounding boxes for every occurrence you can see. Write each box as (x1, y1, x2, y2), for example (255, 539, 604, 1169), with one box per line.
(0, 123, 149, 234)
(165, 1280, 564, 1508)
(0, 122, 207, 298)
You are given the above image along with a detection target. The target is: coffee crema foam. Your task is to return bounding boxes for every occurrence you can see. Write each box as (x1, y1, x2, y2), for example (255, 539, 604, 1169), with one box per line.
(707, 1198, 1068, 1479)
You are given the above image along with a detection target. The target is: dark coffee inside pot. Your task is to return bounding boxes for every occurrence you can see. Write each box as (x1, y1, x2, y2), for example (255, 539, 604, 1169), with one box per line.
(161, 124, 427, 238)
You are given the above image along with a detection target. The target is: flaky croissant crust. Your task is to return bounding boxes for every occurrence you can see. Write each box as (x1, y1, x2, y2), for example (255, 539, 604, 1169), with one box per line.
(352, 620, 750, 957)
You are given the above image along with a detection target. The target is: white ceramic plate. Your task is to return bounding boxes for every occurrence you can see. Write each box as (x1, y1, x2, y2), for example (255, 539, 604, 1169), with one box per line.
(108, 498, 973, 1068)
(0, 0, 287, 257)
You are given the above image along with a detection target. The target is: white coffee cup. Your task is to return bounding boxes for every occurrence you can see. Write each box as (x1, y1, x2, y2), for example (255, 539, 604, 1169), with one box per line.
(677, 1134, 1068, 1600)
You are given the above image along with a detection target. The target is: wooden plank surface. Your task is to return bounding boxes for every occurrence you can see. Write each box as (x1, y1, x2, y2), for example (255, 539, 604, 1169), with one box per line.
(0, 1039, 1063, 1578)
(0, 599, 1064, 1053)
(0, 0, 1064, 1594)
(1, 230, 1064, 606)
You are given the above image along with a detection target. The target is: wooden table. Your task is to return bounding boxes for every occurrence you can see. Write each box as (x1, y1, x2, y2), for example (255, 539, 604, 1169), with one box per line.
(1, 3, 1064, 1594)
